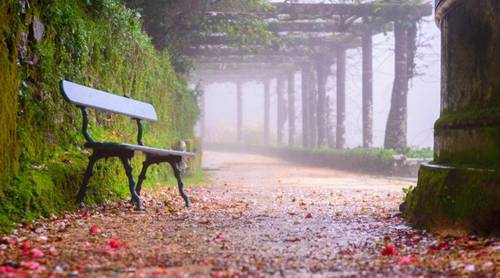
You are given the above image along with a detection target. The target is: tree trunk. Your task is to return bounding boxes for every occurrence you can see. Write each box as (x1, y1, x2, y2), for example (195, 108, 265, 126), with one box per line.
(384, 21, 409, 150)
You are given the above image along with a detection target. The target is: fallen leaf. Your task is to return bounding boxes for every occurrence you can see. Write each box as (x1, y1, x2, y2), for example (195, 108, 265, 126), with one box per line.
(89, 225, 101, 235)
(397, 255, 416, 265)
(31, 248, 44, 258)
(108, 239, 125, 249)
(381, 245, 398, 256)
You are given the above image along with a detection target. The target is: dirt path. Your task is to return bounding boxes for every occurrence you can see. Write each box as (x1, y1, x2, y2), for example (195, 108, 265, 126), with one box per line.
(0, 151, 498, 277)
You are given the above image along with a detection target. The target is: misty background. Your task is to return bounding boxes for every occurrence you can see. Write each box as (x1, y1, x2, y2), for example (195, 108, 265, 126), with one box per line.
(195, 0, 440, 149)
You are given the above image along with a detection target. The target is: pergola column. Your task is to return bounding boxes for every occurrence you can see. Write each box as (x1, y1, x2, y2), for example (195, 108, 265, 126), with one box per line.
(309, 70, 318, 148)
(362, 21, 373, 148)
(277, 75, 286, 145)
(287, 71, 296, 146)
(200, 89, 206, 139)
(336, 48, 346, 149)
(384, 20, 409, 150)
(236, 81, 243, 143)
(316, 59, 329, 147)
(264, 78, 271, 145)
(301, 64, 311, 148)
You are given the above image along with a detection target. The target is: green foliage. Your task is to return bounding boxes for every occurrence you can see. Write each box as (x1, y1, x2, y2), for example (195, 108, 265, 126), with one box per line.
(403, 147, 433, 159)
(207, 143, 398, 175)
(125, 0, 274, 73)
(0, 0, 199, 232)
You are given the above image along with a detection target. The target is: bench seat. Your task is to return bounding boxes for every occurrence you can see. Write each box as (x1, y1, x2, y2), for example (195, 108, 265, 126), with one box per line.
(85, 142, 195, 157)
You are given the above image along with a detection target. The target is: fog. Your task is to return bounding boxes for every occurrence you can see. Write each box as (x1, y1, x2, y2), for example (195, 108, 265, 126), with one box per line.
(194, 1, 440, 149)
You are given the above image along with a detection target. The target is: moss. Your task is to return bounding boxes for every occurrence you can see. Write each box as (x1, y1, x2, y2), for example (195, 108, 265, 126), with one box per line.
(0, 0, 200, 232)
(0, 0, 19, 187)
(435, 107, 500, 129)
(405, 164, 500, 236)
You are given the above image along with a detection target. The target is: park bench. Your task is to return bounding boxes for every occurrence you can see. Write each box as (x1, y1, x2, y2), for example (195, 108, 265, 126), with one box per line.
(60, 80, 194, 210)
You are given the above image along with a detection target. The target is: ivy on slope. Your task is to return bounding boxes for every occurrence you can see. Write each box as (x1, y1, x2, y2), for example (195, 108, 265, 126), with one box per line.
(0, 0, 199, 232)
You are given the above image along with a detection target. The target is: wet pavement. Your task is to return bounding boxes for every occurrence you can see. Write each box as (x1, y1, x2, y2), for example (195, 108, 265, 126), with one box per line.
(0, 151, 498, 277)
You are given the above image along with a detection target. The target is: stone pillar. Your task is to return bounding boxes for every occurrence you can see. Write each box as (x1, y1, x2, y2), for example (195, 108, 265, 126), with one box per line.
(264, 79, 271, 145)
(316, 60, 329, 147)
(236, 81, 243, 143)
(384, 20, 409, 150)
(200, 89, 206, 139)
(336, 48, 346, 149)
(277, 75, 286, 145)
(362, 21, 373, 148)
(309, 70, 318, 148)
(405, 0, 500, 235)
(326, 96, 335, 148)
(301, 65, 310, 148)
(287, 71, 296, 146)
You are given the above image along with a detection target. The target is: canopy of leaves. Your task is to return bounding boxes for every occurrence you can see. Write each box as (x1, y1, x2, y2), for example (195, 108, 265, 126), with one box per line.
(125, 0, 274, 73)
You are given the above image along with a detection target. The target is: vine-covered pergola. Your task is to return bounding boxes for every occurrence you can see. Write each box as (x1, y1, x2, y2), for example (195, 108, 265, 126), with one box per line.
(189, 2, 432, 150)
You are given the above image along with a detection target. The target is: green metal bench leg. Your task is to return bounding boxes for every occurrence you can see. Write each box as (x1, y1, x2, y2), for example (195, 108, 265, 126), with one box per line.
(169, 161, 191, 208)
(120, 157, 144, 211)
(76, 154, 98, 206)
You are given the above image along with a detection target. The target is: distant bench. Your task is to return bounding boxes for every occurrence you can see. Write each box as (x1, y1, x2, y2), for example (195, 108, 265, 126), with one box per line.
(60, 80, 194, 210)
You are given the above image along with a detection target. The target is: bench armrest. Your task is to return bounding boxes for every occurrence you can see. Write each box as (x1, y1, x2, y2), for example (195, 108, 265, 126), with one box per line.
(78, 106, 94, 144)
(136, 119, 144, 146)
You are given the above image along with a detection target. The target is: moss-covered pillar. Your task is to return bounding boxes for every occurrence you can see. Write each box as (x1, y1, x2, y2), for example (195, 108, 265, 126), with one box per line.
(236, 81, 243, 143)
(405, 0, 500, 236)
(264, 78, 271, 145)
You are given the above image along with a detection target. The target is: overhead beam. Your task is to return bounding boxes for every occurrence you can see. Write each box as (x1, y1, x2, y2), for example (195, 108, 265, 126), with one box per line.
(206, 3, 432, 20)
(268, 3, 432, 20)
(194, 55, 308, 64)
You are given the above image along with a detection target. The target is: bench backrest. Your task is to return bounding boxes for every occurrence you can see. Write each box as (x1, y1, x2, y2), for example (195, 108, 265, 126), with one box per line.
(60, 80, 158, 121)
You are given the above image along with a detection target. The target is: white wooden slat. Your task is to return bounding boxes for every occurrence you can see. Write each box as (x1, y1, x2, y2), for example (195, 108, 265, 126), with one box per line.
(60, 80, 158, 121)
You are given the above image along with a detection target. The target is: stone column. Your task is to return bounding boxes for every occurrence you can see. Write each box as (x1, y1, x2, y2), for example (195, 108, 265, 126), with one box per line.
(309, 70, 318, 148)
(362, 20, 373, 148)
(405, 0, 500, 235)
(301, 65, 310, 148)
(287, 71, 296, 146)
(236, 81, 243, 143)
(200, 89, 206, 139)
(316, 60, 329, 147)
(277, 75, 286, 145)
(264, 78, 271, 145)
(336, 48, 346, 149)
